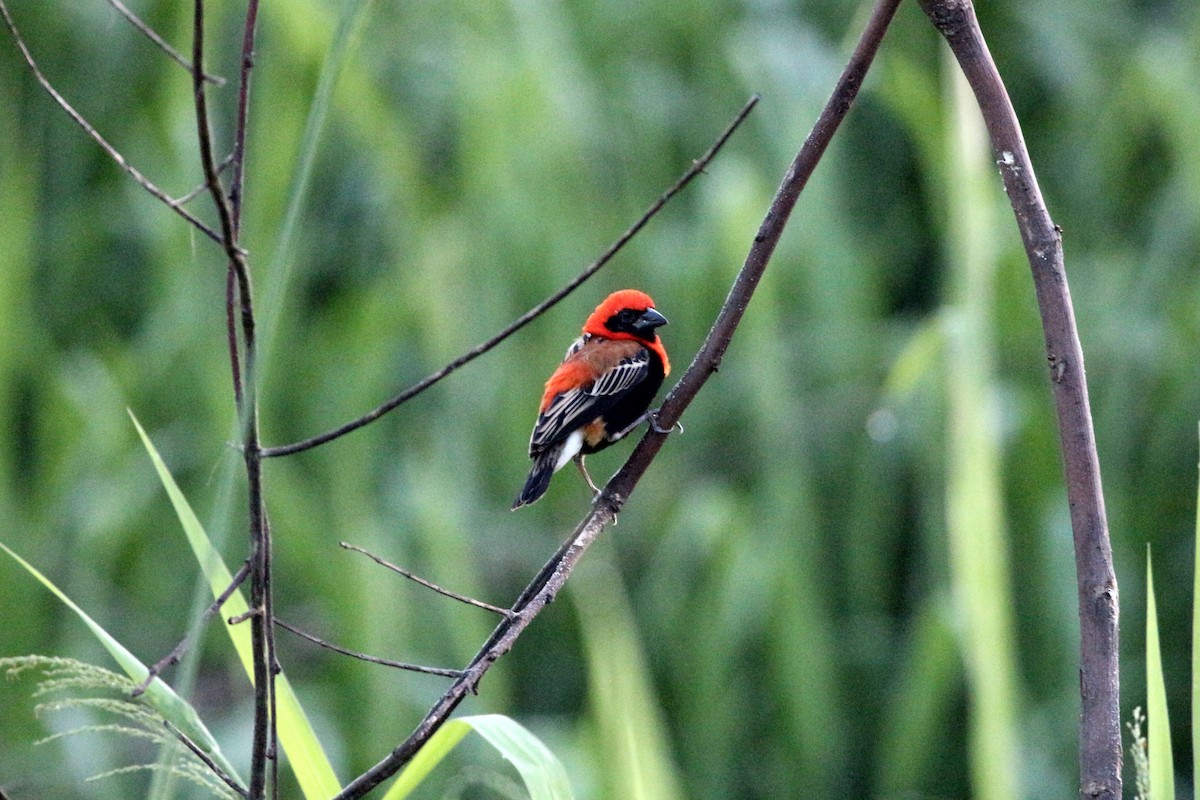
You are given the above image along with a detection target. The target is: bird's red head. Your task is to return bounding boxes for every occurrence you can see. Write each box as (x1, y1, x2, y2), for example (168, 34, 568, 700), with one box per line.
(583, 289, 670, 374)
(583, 290, 659, 336)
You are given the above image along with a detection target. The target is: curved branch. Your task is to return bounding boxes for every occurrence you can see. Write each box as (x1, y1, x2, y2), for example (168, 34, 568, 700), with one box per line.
(916, 2, 1120, 797)
(334, 1, 900, 796)
(259, 94, 760, 459)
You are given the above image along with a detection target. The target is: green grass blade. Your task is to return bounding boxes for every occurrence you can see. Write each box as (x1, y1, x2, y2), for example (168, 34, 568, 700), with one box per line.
(463, 714, 574, 800)
(941, 60, 1020, 800)
(874, 597, 961, 794)
(381, 719, 472, 800)
(1146, 548, 1175, 798)
(0, 541, 242, 783)
(259, 0, 378, 367)
(129, 411, 341, 798)
(382, 714, 573, 800)
(575, 546, 685, 800)
(1192, 423, 1200, 788)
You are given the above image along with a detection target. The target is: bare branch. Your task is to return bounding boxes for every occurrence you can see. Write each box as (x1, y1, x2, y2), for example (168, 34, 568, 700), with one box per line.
(916, 1, 1120, 797)
(102, 0, 225, 85)
(173, 153, 236, 207)
(339, 542, 517, 619)
(132, 560, 253, 698)
(0, 0, 225, 245)
(334, 3, 900, 796)
(260, 94, 760, 459)
(274, 618, 465, 678)
(229, 0, 261, 230)
(190, 2, 274, 797)
(164, 720, 251, 799)
(221, 0, 261, 416)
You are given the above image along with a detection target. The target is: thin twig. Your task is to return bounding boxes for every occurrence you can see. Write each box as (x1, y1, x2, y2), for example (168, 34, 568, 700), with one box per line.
(915, 1, 1120, 797)
(173, 153, 236, 207)
(103, 0, 225, 85)
(339, 542, 516, 619)
(262, 515, 279, 799)
(132, 560, 253, 698)
(274, 618, 465, 678)
(223, 0, 260, 413)
(334, 4, 899, 795)
(229, 0, 261, 230)
(228, 607, 265, 625)
(0, 0, 225, 246)
(260, 94, 760, 459)
(164, 720, 251, 799)
(190, 2, 273, 798)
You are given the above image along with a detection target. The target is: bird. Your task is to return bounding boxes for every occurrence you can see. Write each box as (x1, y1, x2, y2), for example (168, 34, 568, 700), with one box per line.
(512, 289, 671, 509)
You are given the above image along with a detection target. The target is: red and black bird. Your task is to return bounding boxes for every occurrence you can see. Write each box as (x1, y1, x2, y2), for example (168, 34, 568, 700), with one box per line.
(513, 289, 670, 509)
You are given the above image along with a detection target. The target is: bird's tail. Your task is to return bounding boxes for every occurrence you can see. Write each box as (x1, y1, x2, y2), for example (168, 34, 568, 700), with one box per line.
(512, 448, 560, 509)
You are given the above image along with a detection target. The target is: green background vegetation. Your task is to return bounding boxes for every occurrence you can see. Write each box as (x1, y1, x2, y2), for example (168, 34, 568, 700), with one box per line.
(0, 0, 1197, 797)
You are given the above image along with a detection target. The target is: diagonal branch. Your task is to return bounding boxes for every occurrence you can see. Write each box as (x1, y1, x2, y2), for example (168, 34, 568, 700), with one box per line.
(259, 94, 760, 459)
(165, 720, 251, 799)
(175, 153, 236, 207)
(915, 1, 1120, 798)
(274, 618, 465, 678)
(0, 0, 225, 245)
(132, 560, 253, 698)
(339, 542, 516, 619)
(334, 2, 901, 796)
(102, 0, 225, 85)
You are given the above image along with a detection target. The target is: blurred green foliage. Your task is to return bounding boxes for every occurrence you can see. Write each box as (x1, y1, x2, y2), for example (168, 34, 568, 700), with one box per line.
(1, 0, 1198, 797)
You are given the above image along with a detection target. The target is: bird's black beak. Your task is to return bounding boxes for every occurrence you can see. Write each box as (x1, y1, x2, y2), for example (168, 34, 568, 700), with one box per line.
(633, 307, 668, 333)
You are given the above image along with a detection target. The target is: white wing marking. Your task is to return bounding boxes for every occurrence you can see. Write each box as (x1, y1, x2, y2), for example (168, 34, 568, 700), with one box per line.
(529, 349, 650, 451)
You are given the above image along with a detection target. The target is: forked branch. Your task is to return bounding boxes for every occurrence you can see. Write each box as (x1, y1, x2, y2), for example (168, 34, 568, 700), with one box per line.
(191, 0, 274, 796)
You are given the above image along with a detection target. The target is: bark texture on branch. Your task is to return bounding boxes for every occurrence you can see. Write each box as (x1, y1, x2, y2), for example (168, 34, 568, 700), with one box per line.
(917, 2, 1121, 798)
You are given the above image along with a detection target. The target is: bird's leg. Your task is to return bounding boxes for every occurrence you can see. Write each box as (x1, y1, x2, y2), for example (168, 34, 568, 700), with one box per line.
(574, 454, 601, 497)
(613, 409, 683, 441)
(647, 408, 683, 435)
(576, 455, 618, 523)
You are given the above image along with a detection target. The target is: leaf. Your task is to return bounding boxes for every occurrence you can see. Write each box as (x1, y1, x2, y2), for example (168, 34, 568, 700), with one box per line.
(0, 542, 242, 784)
(574, 545, 685, 800)
(1192, 422, 1200, 787)
(383, 714, 574, 800)
(1146, 546, 1175, 799)
(130, 410, 342, 798)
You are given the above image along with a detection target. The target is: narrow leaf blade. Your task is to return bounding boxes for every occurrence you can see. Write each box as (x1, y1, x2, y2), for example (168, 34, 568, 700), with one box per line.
(381, 719, 472, 800)
(460, 714, 574, 800)
(382, 714, 574, 800)
(0, 541, 242, 782)
(1146, 548, 1175, 798)
(130, 411, 341, 798)
(1192, 423, 1200, 786)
